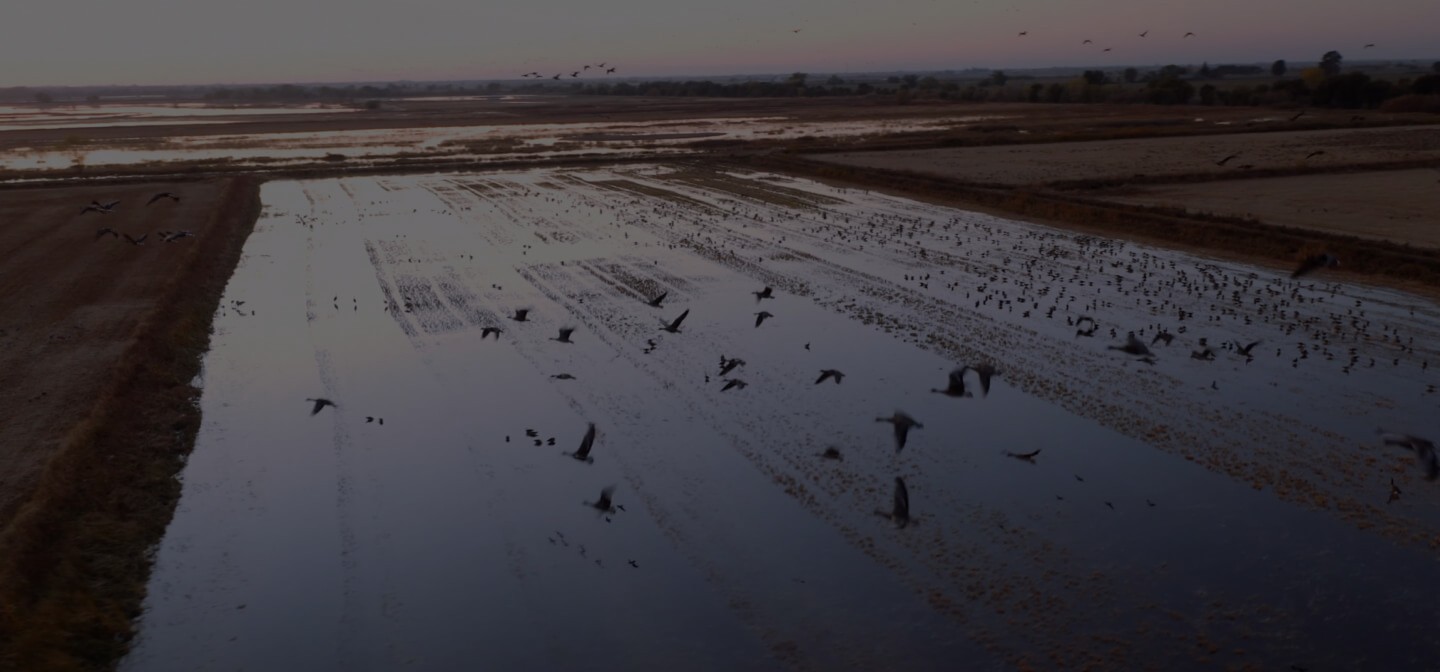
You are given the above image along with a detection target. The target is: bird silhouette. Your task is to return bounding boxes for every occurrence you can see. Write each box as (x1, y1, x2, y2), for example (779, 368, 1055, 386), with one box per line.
(721, 379, 748, 392)
(660, 309, 689, 333)
(551, 327, 576, 343)
(1231, 340, 1261, 356)
(1388, 478, 1402, 504)
(1305, 150, 1326, 160)
(1291, 253, 1338, 279)
(95, 227, 119, 240)
(305, 398, 336, 415)
(81, 200, 119, 215)
(1289, 111, 1306, 122)
(754, 311, 773, 328)
(481, 326, 503, 339)
(1151, 331, 1174, 346)
(1018, 31, 1028, 37)
(606, 68, 615, 74)
(551, 373, 576, 380)
(565, 423, 597, 463)
(1005, 449, 1041, 462)
(819, 447, 844, 461)
(965, 364, 999, 396)
(1108, 332, 1152, 357)
(511, 308, 530, 321)
(876, 412, 922, 452)
(1363, 43, 1376, 48)
(719, 357, 745, 376)
(1138, 30, 1148, 37)
(1102, 48, 1112, 52)
(931, 368, 968, 397)
(1380, 431, 1437, 480)
(1191, 347, 1216, 361)
(646, 291, 667, 307)
(1082, 39, 1093, 44)
(160, 230, 193, 243)
(123, 233, 148, 246)
(874, 477, 911, 528)
(586, 486, 617, 513)
(146, 192, 180, 205)
(1215, 154, 1240, 166)
(1184, 32, 1195, 37)
(753, 286, 774, 301)
(815, 369, 844, 385)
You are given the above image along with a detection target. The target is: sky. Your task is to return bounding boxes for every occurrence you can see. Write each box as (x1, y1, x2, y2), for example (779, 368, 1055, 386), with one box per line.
(3, 0, 1436, 87)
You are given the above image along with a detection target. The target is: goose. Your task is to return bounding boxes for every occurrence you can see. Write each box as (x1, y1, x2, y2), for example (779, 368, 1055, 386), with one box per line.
(305, 398, 336, 415)
(1291, 253, 1338, 279)
(1380, 431, 1437, 480)
(565, 423, 596, 463)
(1388, 478, 1402, 504)
(815, 369, 844, 385)
(1215, 154, 1240, 167)
(146, 192, 180, 205)
(1108, 332, 1152, 357)
(1289, 111, 1306, 122)
(606, 67, 615, 74)
(646, 291, 667, 307)
(551, 327, 576, 343)
(481, 326, 503, 339)
(1184, 32, 1195, 37)
(721, 379, 748, 392)
(660, 309, 689, 333)
(95, 227, 119, 240)
(753, 286, 774, 301)
(876, 412, 922, 452)
(585, 485, 617, 513)
(161, 230, 193, 242)
(1138, 30, 1148, 37)
(818, 447, 843, 461)
(1005, 449, 1041, 462)
(123, 233, 148, 246)
(931, 368, 967, 397)
(1231, 340, 1261, 357)
(510, 308, 530, 322)
(1190, 347, 1216, 360)
(1151, 331, 1174, 346)
(874, 477, 911, 528)
(1305, 150, 1325, 160)
(965, 364, 999, 396)
(754, 311, 773, 328)
(719, 357, 745, 376)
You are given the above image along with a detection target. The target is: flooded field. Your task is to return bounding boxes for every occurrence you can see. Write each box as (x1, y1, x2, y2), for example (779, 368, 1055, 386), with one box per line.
(0, 102, 352, 132)
(0, 115, 998, 172)
(125, 165, 1440, 670)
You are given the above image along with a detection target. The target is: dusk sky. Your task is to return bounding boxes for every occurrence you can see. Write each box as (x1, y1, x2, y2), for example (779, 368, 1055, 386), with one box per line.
(4, 0, 1436, 87)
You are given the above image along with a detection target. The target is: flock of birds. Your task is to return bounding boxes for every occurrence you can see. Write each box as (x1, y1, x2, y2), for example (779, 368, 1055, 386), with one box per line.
(519, 62, 617, 81)
(1015, 28, 1381, 55)
(81, 192, 194, 245)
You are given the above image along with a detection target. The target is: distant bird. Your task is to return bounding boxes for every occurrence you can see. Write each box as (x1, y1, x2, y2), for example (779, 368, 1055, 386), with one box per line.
(719, 357, 745, 376)
(931, 368, 968, 397)
(606, 68, 616, 74)
(1231, 340, 1261, 357)
(1289, 111, 1306, 122)
(95, 227, 118, 240)
(876, 411, 922, 452)
(305, 398, 335, 415)
(1215, 153, 1240, 166)
(819, 447, 843, 461)
(1082, 39, 1093, 44)
(551, 373, 575, 380)
(586, 486, 617, 514)
(1183, 32, 1195, 37)
(1363, 43, 1376, 48)
(566, 423, 597, 463)
(754, 311, 773, 328)
(570, 71, 580, 77)
(1305, 150, 1326, 160)
(965, 364, 999, 396)
(1388, 478, 1402, 504)
(146, 192, 180, 205)
(123, 233, 148, 246)
(815, 369, 845, 385)
(552, 74, 561, 80)
(510, 308, 530, 321)
(1108, 332, 1152, 357)
(1018, 31, 1028, 37)
(81, 200, 119, 215)
(1102, 48, 1112, 52)
(1191, 347, 1216, 361)
(721, 379, 748, 392)
(1380, 431, 1437, 480)
(1005, 449, 1041, 462)
(791, 28, 801, 33)
(646, 291, 667, 307)
(160, 230, 193, 243)
(1138, 30, 1148, 37)
(660, 309, 689, 333)
(874, 477, 911, 528)
(583, 65, 591, 70)
(551, 327, 576, 343)
(481, 326, 503, 339)
(598, 62, 607, 68)
(1151, 331, 1174, 346)
(753, 286, 774, 301)
(1291, 253, 1338, 279)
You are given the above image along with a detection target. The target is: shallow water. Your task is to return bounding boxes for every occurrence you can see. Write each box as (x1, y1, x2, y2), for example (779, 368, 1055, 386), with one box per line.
(126, 166, 1440, 671)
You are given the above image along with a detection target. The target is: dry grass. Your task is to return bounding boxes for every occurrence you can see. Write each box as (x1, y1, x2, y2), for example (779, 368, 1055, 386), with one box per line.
(0, 178, 261, 671)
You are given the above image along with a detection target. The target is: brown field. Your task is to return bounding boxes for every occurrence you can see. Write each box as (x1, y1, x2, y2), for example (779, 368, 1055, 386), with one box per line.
(0, 179, 260, 669)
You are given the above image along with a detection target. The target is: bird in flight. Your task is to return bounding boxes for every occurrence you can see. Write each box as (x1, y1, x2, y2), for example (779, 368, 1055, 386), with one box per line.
(1018, 31, 1028, 37)
(1363, 43, 1376, 48)
(481, 326, 503, 339)
(1215, 153, 1241, 166)
(876, 411, 922, 452)
(719, 356, 745, 377)
(586, 486, 618, 513)
(606, 67, 616, 74)
(146, 192, 180, 205)
(1082, 39, 1093, 44)
(565, 423, 597, 463)
(1231, 340, 1261, 357)
(1388, 478, 1402, 504)
(815, 369, 845, 385)
(1184, 32, 1195, 37)
(511, 308, 530, 322)
(551, 327, 576, 343)
(965, 364, 999, 396)
(160, 230, 193, 243)
(754, 311, 773, 328)
(1075, 316, 1098, 338)
(1151, 331, 1174, 346)
(1139, 30, 1148, 37)
(1380, 431, 1437, 480)
(791, 28, 801, 33)
(1305, 150, 1326, 160)
(1005, 449, 1041, 463)
(1289, 111, 1306, 122)
(123, 233, 148, 246)
(818, 447, 843, 461)
(305, 398, 336, 415)
(660, 309, 689, 334)
(753, 286, 774, 301)
(95, 227, 119, 240)
(1102, 48, 1112, 52)
(721, 379, 748, 392)
(81, 200, 120, 215)
(931, 368, 969, 397)
(1291, 253, 1338, 279)
(874, 477, 912, 528)
(646, 291, 667, 308)
(1108, 332, 1153, 357)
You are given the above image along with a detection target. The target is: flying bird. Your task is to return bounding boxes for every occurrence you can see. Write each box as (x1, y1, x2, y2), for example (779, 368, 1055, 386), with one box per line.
(819, 447, 843, 461)
(721, 379, 748, 392)
(874, 477, 911, 528)
(1151, 331, 1174, 346)
(1102, 48, 1112, 52)
(1363, 43, 1376, 48)
(1291, 253, 1338, 279)
(1082, 39, 1093, 44)
(660, 309, 689, 333)
(160, 230, 193, 243)
(1305, 150, 1326, 160)
(753, 286, 774, 301)
(123, 233, 148, 246)
(931, 368, 968, 397)
(876, 411, 923, 452)
(719, 357, 745, 376)
(815, 369, 845, 385)
(305, 398, 336, 415)
(1380, 431, 1437, 480)
(965, 364, 999, 396)
(1215, 154, 1241, 166)
(566, 423, 597, 463)
(510, 308, 530, 321)
(551, 327, 576, 343)
(1005, 449, 1041, 462)
(81, 200, 119, 215)
(606, 68, 616, 74)
(1139, 30, 1148, 37)
(646, 291, 667, 307)
(586, 486, 618, 514)
(754, 311, 773, 328)
(1231, 340, 1261, 357)
(481, 326, 503, 339)
(1107, 332, 1153, 357)
(1289, 111, 1306, 122)
(95, 227, 119, 240)
(1184, 32, 1195, 37)
(146, 192, 180, 205)
(1018, 31, 1028, 37)
(1388, 478, 1402, 504)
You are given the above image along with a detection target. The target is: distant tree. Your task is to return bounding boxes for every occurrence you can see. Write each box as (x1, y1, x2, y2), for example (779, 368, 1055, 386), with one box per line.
(485, 82, 502, 93)
(856, 82, 874, 95)
(886, 76, 901, 84)
(1196, 62, 1212, 79)
(900, 74, 919, 88)
(33, 91, 53, 104)
(825, 75, 844, 86)
(1198, 83, 1217, 105)
(986, 70, 1009, 87)
(1028, 83, 1044, 102)
(1123, 67, 1139, 83)
(1414, 74, 1440, 95)
(786, 72, 808, 88)
(1082, 70, 1108, 86)
(1146, 73, 1194, 104)
(1158, 64, 1188, 79)
(1319, 51, 1343, 77)
(1433, 61, 1440, 74)
(1045, 82, 1066, 103)
(918, 76, 940, 90)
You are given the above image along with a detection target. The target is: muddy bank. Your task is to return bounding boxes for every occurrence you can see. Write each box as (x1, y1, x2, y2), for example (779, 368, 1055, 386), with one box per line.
(0, 177, 262, 671)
